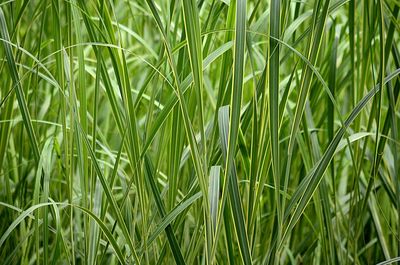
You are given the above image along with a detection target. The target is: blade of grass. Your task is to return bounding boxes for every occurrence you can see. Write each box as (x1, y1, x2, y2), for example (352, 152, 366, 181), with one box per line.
(218, 106, 252, 265)
(269, 0, 282, 261)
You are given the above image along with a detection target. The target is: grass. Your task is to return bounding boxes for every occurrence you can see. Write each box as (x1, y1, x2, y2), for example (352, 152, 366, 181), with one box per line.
(0, 0, 399, 264)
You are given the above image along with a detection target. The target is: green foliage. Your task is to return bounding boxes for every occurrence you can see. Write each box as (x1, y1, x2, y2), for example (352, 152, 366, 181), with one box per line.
(0, 0, 399, 264)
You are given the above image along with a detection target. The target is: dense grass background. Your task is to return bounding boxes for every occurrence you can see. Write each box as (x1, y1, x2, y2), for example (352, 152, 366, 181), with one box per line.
(0, 0, 399, 264)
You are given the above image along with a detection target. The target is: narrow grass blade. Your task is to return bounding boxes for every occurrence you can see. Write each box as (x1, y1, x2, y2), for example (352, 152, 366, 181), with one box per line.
(269, 0, 282, 253)
(218, 106, 252, 265)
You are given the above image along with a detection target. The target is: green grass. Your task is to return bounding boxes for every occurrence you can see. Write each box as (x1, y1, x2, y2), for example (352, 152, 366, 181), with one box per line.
(0, 0, 399, 264)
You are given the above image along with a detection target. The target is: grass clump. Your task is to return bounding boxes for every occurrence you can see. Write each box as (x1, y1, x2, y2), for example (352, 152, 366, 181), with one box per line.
(0, 0, 399, 264)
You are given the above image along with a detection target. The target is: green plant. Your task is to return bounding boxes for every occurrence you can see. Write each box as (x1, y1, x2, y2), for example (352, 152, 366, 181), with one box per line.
(0, 0, 399, 264)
